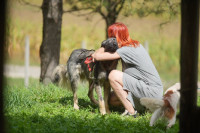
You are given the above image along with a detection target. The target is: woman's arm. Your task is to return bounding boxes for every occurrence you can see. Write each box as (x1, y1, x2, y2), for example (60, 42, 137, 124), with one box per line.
(91, 48, 120, 62)
(94, 47, 105, 54)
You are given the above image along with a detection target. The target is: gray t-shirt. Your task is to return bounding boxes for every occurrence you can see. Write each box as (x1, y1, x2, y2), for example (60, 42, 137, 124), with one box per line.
(116, 44, 163, 111)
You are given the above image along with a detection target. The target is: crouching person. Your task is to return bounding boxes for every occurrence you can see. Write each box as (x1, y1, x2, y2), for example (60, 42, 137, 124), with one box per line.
(92, 22, 163, 117)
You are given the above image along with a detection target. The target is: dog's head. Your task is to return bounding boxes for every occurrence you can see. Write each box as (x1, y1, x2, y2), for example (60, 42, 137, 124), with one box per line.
(101, 38, 118, 53)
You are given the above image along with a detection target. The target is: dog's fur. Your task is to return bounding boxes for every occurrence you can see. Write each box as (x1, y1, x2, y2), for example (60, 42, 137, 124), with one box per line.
(51, 38, 118, 114)
(51, 65, 70, 89)
(140, 83, 180, 128)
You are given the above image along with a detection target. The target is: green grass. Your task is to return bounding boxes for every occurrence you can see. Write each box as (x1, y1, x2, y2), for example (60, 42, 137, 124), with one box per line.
(4, 77, 184, 133)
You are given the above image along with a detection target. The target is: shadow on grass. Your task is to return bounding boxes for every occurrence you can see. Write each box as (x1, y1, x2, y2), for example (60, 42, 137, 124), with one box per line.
(59, 96, 126, 114)
(59, 96, 98, 110)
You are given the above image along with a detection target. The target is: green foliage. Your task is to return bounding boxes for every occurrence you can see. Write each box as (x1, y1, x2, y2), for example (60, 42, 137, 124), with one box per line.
(3, 77, 184, 133)
(132, 0, 180, 18)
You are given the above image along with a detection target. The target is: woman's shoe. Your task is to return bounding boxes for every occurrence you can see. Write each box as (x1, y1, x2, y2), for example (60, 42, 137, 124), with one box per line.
(121, 110, 138, 118)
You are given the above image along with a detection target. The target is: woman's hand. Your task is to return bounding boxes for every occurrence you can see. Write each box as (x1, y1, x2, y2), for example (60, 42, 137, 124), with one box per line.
(91, 53, 96, 62)
(91, 47, 120, 61)
(91, 47, 105, 62)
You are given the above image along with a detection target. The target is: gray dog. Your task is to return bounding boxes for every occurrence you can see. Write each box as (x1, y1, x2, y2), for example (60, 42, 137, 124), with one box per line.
(51, 38, 118, 114)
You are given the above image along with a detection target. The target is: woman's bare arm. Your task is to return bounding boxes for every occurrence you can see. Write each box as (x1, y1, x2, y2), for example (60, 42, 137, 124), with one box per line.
(94, 47, 105, 53)
(91, 48, 120, 61)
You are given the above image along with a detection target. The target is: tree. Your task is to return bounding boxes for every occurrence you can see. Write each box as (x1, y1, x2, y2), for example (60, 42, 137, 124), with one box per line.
(180, 0, 200, 132)
(64, 0, 180, 38)
(19, 0, 63, 84)
(1, 0, 6, 132)
(20, 0, 126, 83)
(40, 0, 63, 84)
(64, 0, 125, 38)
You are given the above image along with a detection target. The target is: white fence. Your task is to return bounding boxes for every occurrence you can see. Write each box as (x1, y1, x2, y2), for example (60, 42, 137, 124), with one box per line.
(4, 36, 40, 87)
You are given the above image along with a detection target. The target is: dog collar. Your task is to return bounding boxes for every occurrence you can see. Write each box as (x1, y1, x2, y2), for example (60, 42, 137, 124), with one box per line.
(84, 57, 93, 71)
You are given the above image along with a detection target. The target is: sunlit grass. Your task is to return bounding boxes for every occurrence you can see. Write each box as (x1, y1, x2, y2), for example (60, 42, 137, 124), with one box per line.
(4, 77, 182, 133)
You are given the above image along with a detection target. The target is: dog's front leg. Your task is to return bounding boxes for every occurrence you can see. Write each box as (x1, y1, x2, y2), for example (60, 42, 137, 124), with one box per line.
(95, 84, 106, 115)
(73, 90, 79, 110)
(104, 83, 111, 114)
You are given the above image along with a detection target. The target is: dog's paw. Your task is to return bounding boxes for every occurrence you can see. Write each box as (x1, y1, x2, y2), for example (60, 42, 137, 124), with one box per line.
(100, 108, 106, 115)
(74, 104, 79, 110)
(101, 112, 106, 115)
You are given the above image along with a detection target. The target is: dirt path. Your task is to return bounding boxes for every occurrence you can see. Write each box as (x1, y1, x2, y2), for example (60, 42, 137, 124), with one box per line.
(4, 65, 40, 79)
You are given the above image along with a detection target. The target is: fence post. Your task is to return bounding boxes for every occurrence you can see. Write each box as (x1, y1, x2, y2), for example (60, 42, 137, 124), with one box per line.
(81, 40, 87, 49)
(144, 40, 149, 52)
(25, 36, 29, 88)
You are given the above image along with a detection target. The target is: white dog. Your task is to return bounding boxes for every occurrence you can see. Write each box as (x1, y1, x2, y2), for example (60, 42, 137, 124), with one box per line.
(140, 83, 180, 128)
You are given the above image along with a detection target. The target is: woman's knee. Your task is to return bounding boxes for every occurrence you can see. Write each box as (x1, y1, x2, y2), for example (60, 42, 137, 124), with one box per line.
(109, 70, 120, 81)
(108, 70, 123, 85)
(108, 70, 116, 81)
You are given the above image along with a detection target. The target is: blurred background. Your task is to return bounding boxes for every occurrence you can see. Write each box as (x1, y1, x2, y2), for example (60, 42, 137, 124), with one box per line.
(4, 0, 200, 87)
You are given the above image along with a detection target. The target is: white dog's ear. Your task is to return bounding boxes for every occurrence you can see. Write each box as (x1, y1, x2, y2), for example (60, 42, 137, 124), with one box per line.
(164, 83, 181, 111)
(164, 83, 181, 95)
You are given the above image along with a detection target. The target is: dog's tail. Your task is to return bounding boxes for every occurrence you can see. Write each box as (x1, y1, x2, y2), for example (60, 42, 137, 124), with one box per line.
(51, 65, 71, 90)
(140, 97, 165, 112)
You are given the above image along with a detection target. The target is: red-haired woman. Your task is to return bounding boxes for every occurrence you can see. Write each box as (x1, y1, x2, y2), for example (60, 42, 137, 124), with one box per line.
(92, 22, 163, 117)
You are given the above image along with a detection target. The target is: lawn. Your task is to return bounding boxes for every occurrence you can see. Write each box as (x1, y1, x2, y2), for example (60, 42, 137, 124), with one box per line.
(3, 77, 185, 133)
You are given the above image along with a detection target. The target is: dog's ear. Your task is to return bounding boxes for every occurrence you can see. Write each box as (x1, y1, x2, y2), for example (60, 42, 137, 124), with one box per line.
(78, 49, 95, 59)
(105, 38, 118, 52)
(101, 39, 107, 48)
(85, 50, 95, 57)
(112, 38, 118, 50)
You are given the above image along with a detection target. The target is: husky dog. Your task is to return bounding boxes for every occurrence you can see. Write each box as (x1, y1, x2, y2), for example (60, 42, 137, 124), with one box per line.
(51, 38, 118, 114)
(140, 83, 180, 128)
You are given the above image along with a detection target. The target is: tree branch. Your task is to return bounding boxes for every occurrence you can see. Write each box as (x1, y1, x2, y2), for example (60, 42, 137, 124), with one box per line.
(166, 0, 180, 15)
(159, 20, 171, 28)
(116, 0, 125, 15)
(19, 0, 41, 9)
(96, 4, 107, 20)
(63, 7, 92, 13)
(71, 10, 95, 17)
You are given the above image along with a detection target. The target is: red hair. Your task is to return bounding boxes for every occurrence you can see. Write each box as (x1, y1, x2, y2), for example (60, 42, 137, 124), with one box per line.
(108, 22, 139, 48)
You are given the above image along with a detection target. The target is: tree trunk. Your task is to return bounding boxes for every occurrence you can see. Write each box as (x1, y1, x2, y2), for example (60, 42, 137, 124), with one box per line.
(40, 0, 63, 84)
(105, 16, 117, 38)
(180, 0, 200, 132)
(0, 0, 6, 132)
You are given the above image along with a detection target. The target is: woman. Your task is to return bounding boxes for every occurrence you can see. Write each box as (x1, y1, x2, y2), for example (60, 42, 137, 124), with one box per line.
(92, 22, 163, 116)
